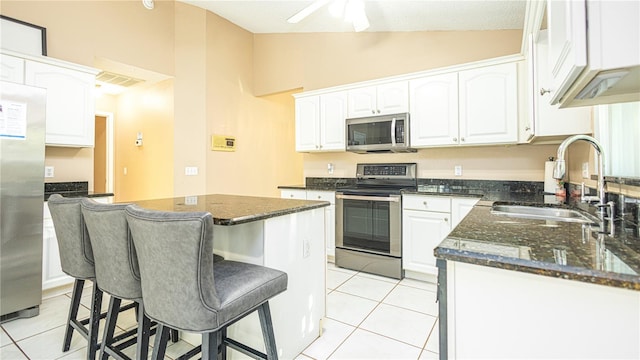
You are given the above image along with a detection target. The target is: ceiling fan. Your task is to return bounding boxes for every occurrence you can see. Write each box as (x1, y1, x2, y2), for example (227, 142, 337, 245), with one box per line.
(287, 0, 370, 32)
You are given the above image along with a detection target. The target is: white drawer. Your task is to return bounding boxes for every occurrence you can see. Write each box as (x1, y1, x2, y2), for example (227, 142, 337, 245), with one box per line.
(280, 189, 306, 200)
(306, 190, 335, 204)
(403, 195, 451, 212)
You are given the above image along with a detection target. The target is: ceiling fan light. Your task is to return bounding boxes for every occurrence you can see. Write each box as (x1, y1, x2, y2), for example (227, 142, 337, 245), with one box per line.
(352, 11, 369, 32)
(142, 0, 154, 10)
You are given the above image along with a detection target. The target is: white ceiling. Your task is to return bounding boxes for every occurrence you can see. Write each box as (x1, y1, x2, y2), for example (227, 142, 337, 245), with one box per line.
(177, 0, 528, 34)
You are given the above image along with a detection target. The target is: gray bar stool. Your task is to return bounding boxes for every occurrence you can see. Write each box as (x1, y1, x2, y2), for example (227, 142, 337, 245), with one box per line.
(47, 194, 106, 359)
(125, 205, 288, 360)
(80, 198, 152, 360)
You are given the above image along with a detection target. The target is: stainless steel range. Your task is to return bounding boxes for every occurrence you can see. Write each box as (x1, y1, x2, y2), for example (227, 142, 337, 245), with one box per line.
(335, 163, 417, 279)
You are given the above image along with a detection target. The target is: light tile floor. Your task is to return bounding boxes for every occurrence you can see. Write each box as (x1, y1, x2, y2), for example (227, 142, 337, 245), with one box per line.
(0, 263, 439, 360)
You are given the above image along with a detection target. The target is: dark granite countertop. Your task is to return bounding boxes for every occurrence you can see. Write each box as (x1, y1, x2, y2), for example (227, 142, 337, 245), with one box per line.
(128, 194, 329, 226)
(435, 201, 640, 291)
(44, 181, 113, 200)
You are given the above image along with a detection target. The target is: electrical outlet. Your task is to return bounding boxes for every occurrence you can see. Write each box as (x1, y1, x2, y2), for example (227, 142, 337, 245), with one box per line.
(185, 196, 198, 205)
(44, 166, 54, 178)
(582, 162, 589, 179)
(454, 165, 463, 176)
(185, 167, 198, 176)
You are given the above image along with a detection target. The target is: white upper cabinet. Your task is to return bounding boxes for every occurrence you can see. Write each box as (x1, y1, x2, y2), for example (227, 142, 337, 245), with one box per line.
(547, 0, 640, 107)
(319, 91, 348, 151)
(458, 62, 519, 145)
(0, 54, 24, 83)
(295, 91, 347, 152)
(409, 72, 459, 146)
(547, 0, 587, 105)
(410, 62, 518, 147)
(25, 60, 97, 147)
(522, 30, 592, 142)
(295, 96, 320, 152)
(347, 81, 408, 118)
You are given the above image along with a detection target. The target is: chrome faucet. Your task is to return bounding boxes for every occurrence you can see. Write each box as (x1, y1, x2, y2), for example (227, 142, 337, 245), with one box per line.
(553, 135, 607, 211)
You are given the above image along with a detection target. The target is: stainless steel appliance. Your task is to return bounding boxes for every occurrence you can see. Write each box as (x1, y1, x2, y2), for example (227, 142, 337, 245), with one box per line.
(1, 81, 46, 321)
(346, 112, 415, 153)
(336, 163, 417, 279)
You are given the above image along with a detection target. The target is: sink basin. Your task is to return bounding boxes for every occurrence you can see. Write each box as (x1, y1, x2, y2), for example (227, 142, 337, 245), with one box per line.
(491, 204, 599, 224)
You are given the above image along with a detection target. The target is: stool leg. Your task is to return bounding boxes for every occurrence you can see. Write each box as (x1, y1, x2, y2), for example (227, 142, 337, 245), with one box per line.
(220, 329, 227, 360)
(99, 297, 121, 360)
(62, 279, 85, 352)
(136, 302, 151, 360)
(201, 332, 219, 360)
(258, 302, 278, 360)
(151, 324, 169, 360)
(87, 282, 103, 360)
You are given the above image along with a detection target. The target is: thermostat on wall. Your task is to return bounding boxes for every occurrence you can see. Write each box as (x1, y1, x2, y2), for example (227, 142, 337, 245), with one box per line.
(211, 134, 236, 152)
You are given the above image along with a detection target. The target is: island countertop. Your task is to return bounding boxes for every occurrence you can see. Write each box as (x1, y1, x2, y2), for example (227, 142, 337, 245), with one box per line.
(130, 194, 330, 226)
(435, 200, 640, 290)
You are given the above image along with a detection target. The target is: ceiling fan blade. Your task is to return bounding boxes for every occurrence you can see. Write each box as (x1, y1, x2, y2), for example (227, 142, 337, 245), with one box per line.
(287, 0, 330, 24)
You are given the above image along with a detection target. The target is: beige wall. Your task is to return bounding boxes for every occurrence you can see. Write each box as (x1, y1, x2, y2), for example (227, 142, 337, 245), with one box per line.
(253, 30, 522, 95)
(302, 144, 560, 181)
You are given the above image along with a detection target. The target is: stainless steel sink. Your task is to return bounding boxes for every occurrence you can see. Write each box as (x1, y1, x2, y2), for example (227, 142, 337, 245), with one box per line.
(491, 204, 599, 224)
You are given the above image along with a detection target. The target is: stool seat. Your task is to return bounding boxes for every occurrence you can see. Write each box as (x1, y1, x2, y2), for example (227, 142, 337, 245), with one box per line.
(125, 205, 287, 360)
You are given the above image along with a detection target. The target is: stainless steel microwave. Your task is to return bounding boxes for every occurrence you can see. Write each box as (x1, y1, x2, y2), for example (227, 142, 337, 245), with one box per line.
(346, 113, 415, 153)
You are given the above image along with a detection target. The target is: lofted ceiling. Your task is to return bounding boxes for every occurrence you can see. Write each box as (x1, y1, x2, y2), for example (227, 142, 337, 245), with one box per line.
(177, 0, 528, 34)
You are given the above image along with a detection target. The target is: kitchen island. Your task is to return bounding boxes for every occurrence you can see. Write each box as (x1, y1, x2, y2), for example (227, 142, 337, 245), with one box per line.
(132, 194, 329, 360)
(435, 200, 640, 359)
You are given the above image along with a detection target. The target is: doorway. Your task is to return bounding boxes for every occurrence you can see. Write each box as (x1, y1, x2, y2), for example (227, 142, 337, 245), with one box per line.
(94, 112, 114, 194)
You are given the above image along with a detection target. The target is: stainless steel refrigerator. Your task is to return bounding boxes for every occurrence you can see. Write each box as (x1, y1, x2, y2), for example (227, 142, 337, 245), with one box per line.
(0, 81, 46, 321)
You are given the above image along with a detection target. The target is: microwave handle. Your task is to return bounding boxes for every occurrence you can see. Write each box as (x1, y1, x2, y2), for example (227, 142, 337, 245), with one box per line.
(391, 117, 397, 147)
(336, 194, 401, 202)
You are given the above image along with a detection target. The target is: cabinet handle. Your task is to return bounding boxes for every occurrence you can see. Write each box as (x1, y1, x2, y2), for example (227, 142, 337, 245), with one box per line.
(371, 110, 376, 114)
(540, 88, 551, 96)
(453, 137, 457, 142)
(525, 126, 531, 131)
(444, 218, 449, 222)
(317, 196, 322, 199)
(460, 137, 465, 142)
(423, 201, 428, 206)
(377, 109, 381, 114)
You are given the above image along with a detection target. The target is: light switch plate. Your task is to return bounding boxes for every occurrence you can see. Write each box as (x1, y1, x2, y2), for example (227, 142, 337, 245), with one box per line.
(44, 166, 54, 178)
(454, 165, 463, 176)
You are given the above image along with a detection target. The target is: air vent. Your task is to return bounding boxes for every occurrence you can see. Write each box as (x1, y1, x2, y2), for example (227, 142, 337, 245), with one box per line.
(96, 71, 144, 88)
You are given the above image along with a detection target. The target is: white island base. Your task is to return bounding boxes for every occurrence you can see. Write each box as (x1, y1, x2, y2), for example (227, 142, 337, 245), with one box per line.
(443, 261, 640, 359)
(181, 208, 326, 359)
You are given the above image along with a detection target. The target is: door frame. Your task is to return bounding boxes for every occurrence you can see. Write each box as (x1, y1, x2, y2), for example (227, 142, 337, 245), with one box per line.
(95, 111, 114, 194)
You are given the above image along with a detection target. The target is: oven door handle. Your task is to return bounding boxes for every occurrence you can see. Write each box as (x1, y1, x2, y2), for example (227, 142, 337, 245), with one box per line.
(336, 194, 401, 202)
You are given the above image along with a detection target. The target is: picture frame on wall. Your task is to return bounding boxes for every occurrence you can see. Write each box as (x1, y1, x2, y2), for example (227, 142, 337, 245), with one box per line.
(0, 15, 47, 56)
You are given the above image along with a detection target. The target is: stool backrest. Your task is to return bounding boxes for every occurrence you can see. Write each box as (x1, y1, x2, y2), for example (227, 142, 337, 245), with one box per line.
(81, 198, 142, 300)
(47, 194, 95, 279)
(125, 205, 220, 331)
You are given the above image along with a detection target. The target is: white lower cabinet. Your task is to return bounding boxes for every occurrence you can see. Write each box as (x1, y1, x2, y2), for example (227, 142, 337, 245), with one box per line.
(281, 189, 336, 260)
(42, 202, 72, 290)
(402, 195, 479, 276)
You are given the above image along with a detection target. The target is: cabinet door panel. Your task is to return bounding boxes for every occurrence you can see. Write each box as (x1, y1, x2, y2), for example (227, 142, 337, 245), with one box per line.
(25, 61, 95, 147)
(320, 91, 347, 151)
(295, 96, 320, 152)
(376, 81, 408, 115)
(547, 0, 587, 105)
(347, 86, 377, 118)
(459, 63, 518, 145)
(402, 209, 451, 274)
(410, 73, 459, 146)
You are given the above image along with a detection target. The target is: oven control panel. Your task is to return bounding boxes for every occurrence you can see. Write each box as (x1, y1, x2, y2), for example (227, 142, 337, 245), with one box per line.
(356, 163, 417, 179)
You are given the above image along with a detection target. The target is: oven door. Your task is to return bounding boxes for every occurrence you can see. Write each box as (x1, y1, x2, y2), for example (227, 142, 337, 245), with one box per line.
(336, 193, 402, 257)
